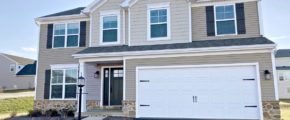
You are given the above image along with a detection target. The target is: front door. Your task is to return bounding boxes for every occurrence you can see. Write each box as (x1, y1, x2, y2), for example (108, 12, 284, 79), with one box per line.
(103, 67, 123, 106)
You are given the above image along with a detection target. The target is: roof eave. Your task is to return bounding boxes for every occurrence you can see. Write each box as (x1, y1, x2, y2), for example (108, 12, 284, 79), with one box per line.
(35, 14, 89, 24)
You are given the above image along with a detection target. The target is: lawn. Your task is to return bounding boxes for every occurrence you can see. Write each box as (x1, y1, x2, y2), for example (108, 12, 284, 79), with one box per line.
(281, 101, 290, 120)
(3, 89, 34, 93)
(0, 97, 33, 119)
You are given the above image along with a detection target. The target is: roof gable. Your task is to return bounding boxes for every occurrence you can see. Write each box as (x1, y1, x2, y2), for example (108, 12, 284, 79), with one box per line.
(40, 7, 85, 18)
(2, 54, 34, 65)
(16, 61, 37, 76)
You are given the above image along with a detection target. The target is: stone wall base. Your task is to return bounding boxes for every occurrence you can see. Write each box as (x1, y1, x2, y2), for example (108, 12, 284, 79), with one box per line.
(34, 100, 77, 113)
(86, 100, 101, 111)
(122, 100, 135, 117)
(263, 101, 281, 120)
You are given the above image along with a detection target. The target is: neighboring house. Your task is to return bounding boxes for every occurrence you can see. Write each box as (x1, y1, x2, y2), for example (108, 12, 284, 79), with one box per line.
(276, 49, 290, 100)
(0, 53, 36, 90)
(34, 0, 280, 119)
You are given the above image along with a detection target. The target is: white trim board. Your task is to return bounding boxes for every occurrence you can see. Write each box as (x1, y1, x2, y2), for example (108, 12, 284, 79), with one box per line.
(135, 63, 263, 120)
(73, 44, 276, 58)
(35, 15, 89, 25)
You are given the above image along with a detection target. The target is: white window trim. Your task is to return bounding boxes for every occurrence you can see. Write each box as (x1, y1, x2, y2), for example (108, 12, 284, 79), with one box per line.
(99, 10, 121, 46)
(214, 4, 238, 36)
(147, 3, 171, 41)
(49, 68, 78, 100)
(52, 22, 80, 49)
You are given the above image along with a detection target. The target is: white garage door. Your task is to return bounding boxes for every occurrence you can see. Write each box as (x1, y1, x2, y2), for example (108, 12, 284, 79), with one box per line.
(137, 64, 261, 119)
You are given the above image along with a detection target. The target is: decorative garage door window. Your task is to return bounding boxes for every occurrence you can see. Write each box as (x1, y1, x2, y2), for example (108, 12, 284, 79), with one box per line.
(50, 69, 77, 100)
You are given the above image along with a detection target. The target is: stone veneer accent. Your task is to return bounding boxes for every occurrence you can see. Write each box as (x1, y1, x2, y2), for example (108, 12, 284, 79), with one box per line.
(34, 100, 77, 113)
(86, 100, 101, 111)
(263, 101, 281, 120)
(122, 100, 135, 117)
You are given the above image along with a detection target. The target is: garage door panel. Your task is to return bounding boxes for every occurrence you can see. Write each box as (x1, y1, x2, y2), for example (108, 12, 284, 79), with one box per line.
(137, 65, 260, 119)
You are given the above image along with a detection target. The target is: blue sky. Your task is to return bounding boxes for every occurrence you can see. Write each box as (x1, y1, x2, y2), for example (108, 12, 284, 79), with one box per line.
(0, 0, 289, 59)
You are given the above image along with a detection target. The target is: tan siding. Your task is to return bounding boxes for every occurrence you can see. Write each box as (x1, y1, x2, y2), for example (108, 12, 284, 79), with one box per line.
(90, 0, 126, 46)
(125, 52, 275, 101)
(0, 55, 34, 90)
(130, 0, 190, 46)
(85, 63, 101, 100)
(192, 1, 261, 40)
(35, 22, 90, 100)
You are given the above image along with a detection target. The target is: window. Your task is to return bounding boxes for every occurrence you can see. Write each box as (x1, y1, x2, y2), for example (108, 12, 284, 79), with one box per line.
(113, 69, 123, 78)
(53, 23, 80, 48)
(148, 4, 170, 40)
(215, 5, 237, 35)
(50, 69, 77, 99)
(279, 73, 285, 81)
(9, 64, 15, 72)
(100, 11, 120, 45)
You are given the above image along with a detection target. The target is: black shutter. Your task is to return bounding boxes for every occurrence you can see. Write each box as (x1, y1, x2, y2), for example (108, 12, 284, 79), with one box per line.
(44, 69, 51, 99)
(236, 3, 246, 34)
(47, 24, 53, 49)
(79, 21, 87, 47)
(206, 6, 215, 36)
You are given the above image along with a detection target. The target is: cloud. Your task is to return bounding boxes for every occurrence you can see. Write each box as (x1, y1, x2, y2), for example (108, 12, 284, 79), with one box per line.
(21, 47, 37, 52)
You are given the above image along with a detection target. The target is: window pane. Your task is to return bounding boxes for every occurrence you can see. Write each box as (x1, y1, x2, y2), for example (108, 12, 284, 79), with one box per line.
(150, 16, 159, 23)
(159, 9, 167, 16)
(216, 5, 234, 20)
(67, 23, 79, 34)
(103, 16, 117, 29)
(279, 73, 284, 81)
(150, 9, 167, 23)
(53, 36, 65, 48)
(52, 70, 63, 83)
(159, 16, 167, 23)
(151, 24, 167, 38)
(65, 69, 77, 83)
(150, 10, 158, 17)
(54, 24, 65, 35)
(51, 85, 63, 99)
(67, 35, 78, 47)
(217, 20, 235, 35)
(65, 85, 76, 99)
(103, 29, 117, 42)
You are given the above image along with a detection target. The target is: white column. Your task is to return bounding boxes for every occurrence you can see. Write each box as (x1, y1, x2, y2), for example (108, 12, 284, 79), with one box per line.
(79, 62, 87, 112)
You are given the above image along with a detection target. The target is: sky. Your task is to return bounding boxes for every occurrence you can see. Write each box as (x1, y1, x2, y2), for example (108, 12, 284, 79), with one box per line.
(0, 0, 289, 60)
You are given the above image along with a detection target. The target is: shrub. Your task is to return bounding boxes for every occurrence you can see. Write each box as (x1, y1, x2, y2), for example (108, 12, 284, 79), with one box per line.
(45, 109, 59, 117)
(28, 109, 42, 117)
(67, 110, 75, 117)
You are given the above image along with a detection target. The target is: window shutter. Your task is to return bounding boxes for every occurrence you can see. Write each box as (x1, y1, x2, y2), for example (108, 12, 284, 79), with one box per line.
(44, 69, 51, 99)
(79, 21, 87, 47)
(206, 6, 215, 36)
(236, 3, 246, 34)
(47, 24, 53, 49)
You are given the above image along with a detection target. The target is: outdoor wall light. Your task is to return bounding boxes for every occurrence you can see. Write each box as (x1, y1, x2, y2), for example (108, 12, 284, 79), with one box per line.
(94, 71, 100, 78)
(264, 70, 271, 80)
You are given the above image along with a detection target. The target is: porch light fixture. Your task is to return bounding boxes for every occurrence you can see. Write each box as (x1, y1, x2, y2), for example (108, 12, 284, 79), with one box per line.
(94, 71, 100, 78)
(77, 75, 86, 120)
(264, 70, 271, 80)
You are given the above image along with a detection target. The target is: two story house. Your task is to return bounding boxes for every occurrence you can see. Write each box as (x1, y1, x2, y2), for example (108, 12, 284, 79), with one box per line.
(276, 49, 290, 100)
(35, 0, 280, 119)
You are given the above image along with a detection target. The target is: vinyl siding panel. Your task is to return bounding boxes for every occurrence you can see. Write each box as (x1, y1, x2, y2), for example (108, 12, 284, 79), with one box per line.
(192, 1, 261, 40)
(90, 0, 126, 46)
(130, 0, 190, 46)
(276, 57, 290, 66)
(0, 56, 34, 90)
(85, 63, 101, 100)
(125, 52, 275, 101)
(35, 22, 90, 100)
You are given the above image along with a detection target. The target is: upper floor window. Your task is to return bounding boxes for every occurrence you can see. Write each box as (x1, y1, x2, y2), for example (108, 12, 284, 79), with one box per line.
(9, 64, 15, 72)
(50, 68, 77, 100)
(53, 23, 80, 48)
(215, 5, 237, 35)
(148, 3, 170, 40)
(100, 11, 120, 45)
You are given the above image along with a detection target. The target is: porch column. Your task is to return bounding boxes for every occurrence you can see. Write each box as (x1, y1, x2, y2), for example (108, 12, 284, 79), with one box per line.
(79, 62, 87, 112)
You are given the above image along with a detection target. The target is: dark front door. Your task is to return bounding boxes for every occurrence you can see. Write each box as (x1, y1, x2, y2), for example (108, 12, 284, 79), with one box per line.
(103, 67, 123, 106)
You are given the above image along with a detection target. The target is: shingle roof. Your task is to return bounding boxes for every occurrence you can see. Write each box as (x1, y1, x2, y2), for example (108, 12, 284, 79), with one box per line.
(41, 7, 85, 18)
(277, 66, 290, 70)
(2, 54, 35, 65)
(76, 37, 275, 55)
(16, 61, 37, 76)
(276, 49, 290, 58)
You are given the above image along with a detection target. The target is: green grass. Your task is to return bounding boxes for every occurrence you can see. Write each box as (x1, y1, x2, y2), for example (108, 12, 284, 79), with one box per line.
(3, 89, 34, 93)
(0, 97, 34, 115)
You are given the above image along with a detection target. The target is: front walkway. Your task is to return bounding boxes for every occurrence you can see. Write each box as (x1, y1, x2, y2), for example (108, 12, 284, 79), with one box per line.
(0, 91, 34, 99)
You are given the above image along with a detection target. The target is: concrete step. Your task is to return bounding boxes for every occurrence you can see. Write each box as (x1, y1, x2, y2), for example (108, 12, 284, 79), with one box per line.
(83, 109, 124, 117)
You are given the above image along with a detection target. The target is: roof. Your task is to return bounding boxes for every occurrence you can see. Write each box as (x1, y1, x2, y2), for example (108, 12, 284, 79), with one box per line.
(40, 7, 85, 18)
(277, 66, 290, 70)
(16, 61, 37, 76)
(76, 37, 275, 55)
(276, 49, 290, 58)
(2, 54, 35, 65)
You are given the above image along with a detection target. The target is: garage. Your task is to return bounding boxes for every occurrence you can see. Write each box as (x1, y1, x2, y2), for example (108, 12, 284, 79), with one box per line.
(136, 64, 262, 119)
